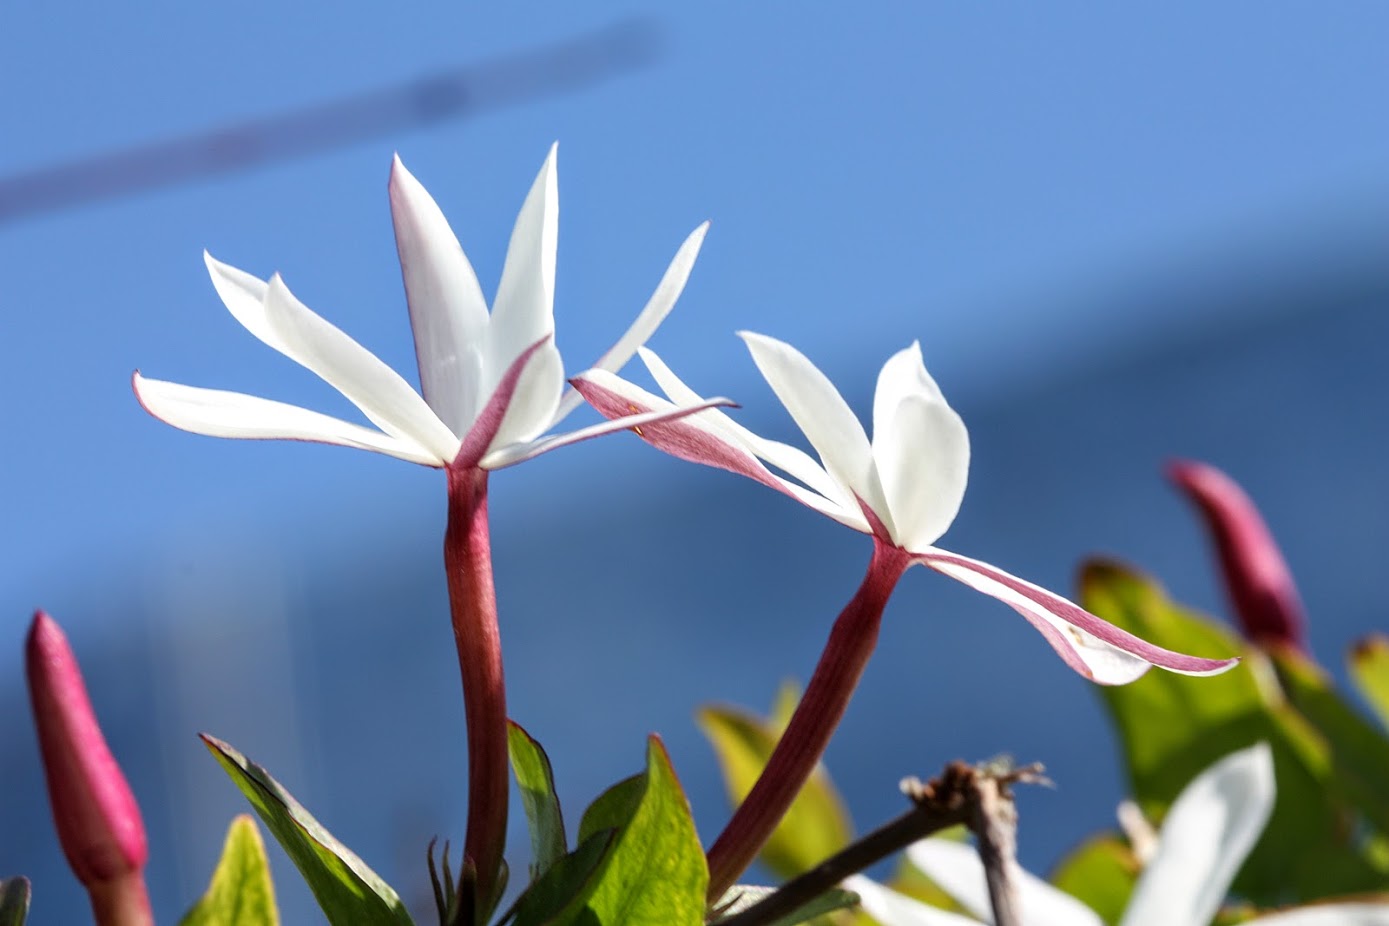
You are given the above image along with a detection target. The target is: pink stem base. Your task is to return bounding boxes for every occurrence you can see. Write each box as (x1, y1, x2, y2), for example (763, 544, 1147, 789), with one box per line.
(87, 874, 153, 926)
(705, 539, 912, 900)
(445, 466, 509, 913)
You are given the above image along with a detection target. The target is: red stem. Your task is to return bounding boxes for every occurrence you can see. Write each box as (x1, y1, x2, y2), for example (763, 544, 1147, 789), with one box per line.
(444, 466, 509, 913)
(705, 539, 912, 900)
(87, 875, 153, 926)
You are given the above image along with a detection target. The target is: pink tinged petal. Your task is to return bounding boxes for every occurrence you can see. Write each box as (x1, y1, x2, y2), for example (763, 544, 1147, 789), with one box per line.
(640, 347, 858, 517)
(1119, 743, 1275, 926)
(739, 332, 895, 532)
(26, 612, 148, 884)
(1245, 906, 1389, 926)
(453, 335, 554, 470)
(132, 374, 442, 465)
(915, 551, 1239, 684)
(1167, 459, 1308, 652)
(483, 143, 563, 443)
(389, 154, 490, 435)
(905, 839, 1105, 926)
(841, 875, 981, 926)
(260, 274, 461, 463)
(874, 393, 970, 551)
(481, 395, 737, 470)
(551, 222, 710, 425)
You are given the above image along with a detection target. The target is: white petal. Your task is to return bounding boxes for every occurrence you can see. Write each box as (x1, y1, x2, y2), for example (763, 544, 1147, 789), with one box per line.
(1119, 743, 1275, 926)
(205, 251, 274, 346)
(483, 143, 561, 442)
(551, 222, 709, 425)
(1246, 905, 1389, 926)
(874, 391, 970, 550)
(907, 839, 1104, 926)
(842, 875, 981, 926)
(739, 331, 894, 534)
(873, 341, 947, 427)
(259, 275, 461, 462)
(133, 374, 442, 465)
(388, 154, 489, 435)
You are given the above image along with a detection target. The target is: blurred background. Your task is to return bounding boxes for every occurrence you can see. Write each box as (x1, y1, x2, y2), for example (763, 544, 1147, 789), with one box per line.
(2, 3, 1388, 922)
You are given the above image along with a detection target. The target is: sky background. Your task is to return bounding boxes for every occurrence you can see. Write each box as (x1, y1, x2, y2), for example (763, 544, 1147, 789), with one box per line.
(3, 3, 1389, 923)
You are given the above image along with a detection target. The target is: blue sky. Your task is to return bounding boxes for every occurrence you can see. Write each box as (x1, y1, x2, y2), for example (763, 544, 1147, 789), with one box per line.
(3, 3, 1389, 922)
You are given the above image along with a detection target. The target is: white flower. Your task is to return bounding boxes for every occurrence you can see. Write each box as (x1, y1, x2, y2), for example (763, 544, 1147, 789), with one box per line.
(135, 144, 718, 471)
(572, 335, 1236, 685)
(847, 743, 1389, 926)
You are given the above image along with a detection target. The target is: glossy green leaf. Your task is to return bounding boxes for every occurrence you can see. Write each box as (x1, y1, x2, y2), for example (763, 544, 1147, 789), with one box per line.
(1048, 834, 1135, 926)
(1350, 634, 1389, 731)
(1270, 647, 1389, 836)
(508, 721, 568, 881)
(698, 701, 853, 879)
(1079, 560, 1383, 902)
(574, 736, 707, 926)
(178, 815, 280, 926)
(711, 885, 860, 926)
(509, 830, 617, 926)
(202, 735, 414, 926)
(0, 878, 30, 926)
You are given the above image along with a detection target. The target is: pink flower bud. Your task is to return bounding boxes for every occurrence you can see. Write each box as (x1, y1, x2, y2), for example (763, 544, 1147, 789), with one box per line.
(1167, 460, 1307, 652)
(25, 611, 151, 924)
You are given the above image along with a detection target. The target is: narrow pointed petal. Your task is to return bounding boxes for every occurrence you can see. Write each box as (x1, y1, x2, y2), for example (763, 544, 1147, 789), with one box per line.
(26, 613, 148, 884)
(1245, 905, 1389, 925)
(875, 392, 970, 551)
(480, 395, 736, 470)
(639, 347, 855, 513)
(740, 332, 894, 534)
(841, 875, 980, 926)
(552, 222, 710, 424)
(906, 839, 1105, 926)
(133, 374, 443, 465)
(572, 369, 861, 527)
(1167, 460, 1307, 652)
(453, 335, 554, 470)
(389, 154, 490, 435)
(1120, 743, 1274, 926)
(915, 551, 1239, 683)
(260, 275, 460, 462)
(204, 252, 274, 344)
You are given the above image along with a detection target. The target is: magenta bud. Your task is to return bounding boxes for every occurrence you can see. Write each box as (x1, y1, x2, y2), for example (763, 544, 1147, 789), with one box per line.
(1167, 460, 1308, 653)
(25, 611, 150, 917)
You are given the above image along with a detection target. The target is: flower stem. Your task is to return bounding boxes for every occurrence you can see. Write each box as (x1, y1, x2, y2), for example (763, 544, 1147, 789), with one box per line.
(705, 539, 912, 900)
(444, 466, 508, 915)
(87, 875, 153, 926)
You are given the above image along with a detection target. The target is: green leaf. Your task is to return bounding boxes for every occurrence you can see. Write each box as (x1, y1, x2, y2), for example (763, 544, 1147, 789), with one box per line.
(711, 885, 860, 926)
(178, 815, 280, 926)
(1349, 634, 1389, 731)
(202, 735, 414, 926)
(698, 702, 852, 879)
(508, 721, 568, 881)
(509, 830, 616, 926)
(574, 736, 707, 926)
(1270, 647, 1389, 836)
(0, 877, 31, 926)
(1047, 834, 1135, 926)
(1079, 560, 1384, 903)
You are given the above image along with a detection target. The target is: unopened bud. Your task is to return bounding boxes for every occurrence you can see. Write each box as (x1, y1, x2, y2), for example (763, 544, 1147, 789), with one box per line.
(1167, 460, 1307, 652)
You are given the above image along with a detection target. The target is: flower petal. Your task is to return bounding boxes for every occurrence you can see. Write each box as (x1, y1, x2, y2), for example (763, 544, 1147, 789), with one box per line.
(132, 373, 442, 465)
(551, 222, 710, 425)
(1119, 743, 1274, 926)
(571, 369, 858, 526)
(873, 341, 948, 420)
(640, 347, 858, 517)
(483, 143, 563, 444)
(915, 551, 1239, 684)
(906, 839, 1104, 926)
(739, 331, 893, 533)
(481, 395, 736, 470)
(260, 274, 461, 462)
(841, 875, 980, 926)
(1245, 905, 1389, 926)
(454, 335, 553, 470)
(389, 154, 489, 436)
(874, 390, 970, 551)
